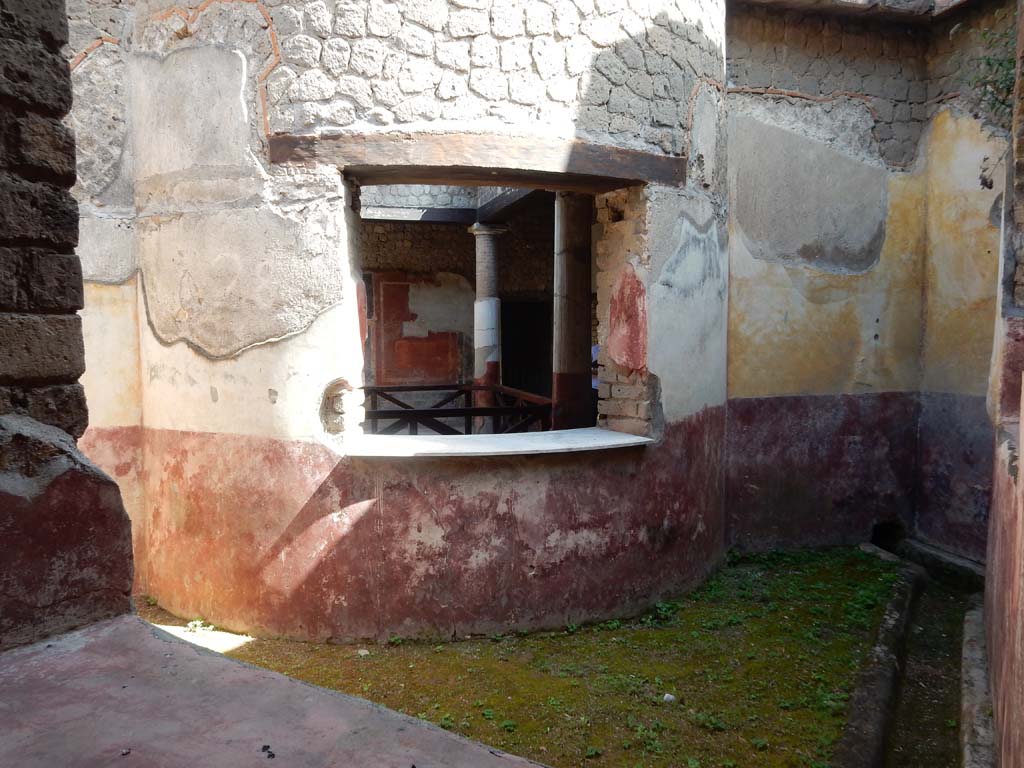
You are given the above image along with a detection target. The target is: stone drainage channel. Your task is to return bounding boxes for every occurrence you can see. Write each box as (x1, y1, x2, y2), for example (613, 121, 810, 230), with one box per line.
(855, 541, 993, 768)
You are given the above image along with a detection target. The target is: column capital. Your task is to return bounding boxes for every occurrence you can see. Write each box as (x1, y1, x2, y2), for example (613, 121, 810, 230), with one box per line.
(468, 222, 509, 237)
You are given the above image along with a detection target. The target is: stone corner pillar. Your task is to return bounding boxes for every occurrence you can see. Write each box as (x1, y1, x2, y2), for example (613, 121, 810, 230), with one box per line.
(552, 192, 594, 430)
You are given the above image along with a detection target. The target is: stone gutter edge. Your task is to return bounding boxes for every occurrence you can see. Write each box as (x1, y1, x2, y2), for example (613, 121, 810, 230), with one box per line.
(831, 552, 926, 768)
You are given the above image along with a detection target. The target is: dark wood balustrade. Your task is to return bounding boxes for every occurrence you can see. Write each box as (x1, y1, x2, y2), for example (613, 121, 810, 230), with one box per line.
(362, 384, 552, 436)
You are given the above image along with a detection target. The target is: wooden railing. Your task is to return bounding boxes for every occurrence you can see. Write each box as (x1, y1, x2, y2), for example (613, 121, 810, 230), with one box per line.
(363, 384, 552, 435)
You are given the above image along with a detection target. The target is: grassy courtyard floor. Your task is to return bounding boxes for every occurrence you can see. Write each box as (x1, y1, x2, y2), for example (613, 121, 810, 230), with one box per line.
(140, 549, 899, 767)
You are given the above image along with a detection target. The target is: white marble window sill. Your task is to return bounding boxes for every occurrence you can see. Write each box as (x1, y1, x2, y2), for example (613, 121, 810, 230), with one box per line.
(343, 427, 653, 458)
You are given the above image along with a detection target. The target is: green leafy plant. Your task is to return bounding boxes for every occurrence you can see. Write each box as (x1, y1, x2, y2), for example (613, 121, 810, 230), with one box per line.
(185, 618, 214, 633)
(974, 26, 1016, 128)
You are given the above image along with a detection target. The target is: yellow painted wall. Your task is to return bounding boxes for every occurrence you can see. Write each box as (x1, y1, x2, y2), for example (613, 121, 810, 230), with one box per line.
(728, 108, 1005, 401)
(921, 110, 1005, 396)
(728, 171, 926, 398)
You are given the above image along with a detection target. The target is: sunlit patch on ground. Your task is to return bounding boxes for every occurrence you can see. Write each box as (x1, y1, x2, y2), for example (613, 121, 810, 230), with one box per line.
(138, 609, 254, 655)
(140, 549, 900, 767)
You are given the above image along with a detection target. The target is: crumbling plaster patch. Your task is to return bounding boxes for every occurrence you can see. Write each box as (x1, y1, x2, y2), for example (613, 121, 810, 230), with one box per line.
(139, 301, 364, 439)
(136, 201, 347, 359)
(69, 44, 132, 206)
(78, 216, 136, 284)
(403, 273, 474, 339)
(729, 112, 889, 274)
(124, 44, 351, 359)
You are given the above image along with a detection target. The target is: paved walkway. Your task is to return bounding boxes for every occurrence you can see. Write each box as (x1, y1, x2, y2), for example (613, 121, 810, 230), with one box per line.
(0, 615, 543, 767)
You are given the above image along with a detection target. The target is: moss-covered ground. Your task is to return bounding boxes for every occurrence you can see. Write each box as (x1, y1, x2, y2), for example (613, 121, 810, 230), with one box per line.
(140, 549, 899, 767)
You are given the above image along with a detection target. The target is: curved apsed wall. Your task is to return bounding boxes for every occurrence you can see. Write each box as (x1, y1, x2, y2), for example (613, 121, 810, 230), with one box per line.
(71, 0, 731, 639)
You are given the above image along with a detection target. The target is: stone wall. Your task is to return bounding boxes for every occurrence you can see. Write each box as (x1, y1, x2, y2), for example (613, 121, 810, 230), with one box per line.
(1, 1, 86, 436)
(361, 183, 478, 208)
(357, 193, 555, 298)
(594, 187, 656, 436)
(929, 0, 1016, 130)
(360, 220, 475, 278)
(727, 5, 929, 167)
(985, 5, 1024, 767)
(263, 0, 725, 156)
(0, 0, 132, 649)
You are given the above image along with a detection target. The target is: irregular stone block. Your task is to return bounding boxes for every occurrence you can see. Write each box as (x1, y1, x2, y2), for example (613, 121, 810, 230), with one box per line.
(0, 383, 87, 438)
(0, 313, 85, 383)
(0, 414, 132, 650)
(0, 38, 72, 116)
(0, 0, 68, 50)
(0, 247, 83, 313)
(0, 172, 78, 248)
(0, 111, 76, 181)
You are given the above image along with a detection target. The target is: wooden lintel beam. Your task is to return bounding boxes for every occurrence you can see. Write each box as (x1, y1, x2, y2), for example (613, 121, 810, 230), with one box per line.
(268, 131, 686, 191)
(360, 205, 477, 224)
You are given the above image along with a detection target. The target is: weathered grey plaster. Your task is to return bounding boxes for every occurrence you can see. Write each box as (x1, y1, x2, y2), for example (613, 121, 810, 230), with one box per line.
(69, 44, 132, 209)
(131, 48, 253, 178)
(729, 113, 888, 273)
(729, 94, 884, 166)
(78, 216, 135, 283)
(137, 201, 346, 359)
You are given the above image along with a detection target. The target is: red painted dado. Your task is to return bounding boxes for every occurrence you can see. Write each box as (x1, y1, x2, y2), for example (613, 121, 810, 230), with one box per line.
(607, 264, 647, 372)
(987, 436, 1024, 768)
(727, 392, 920, 551)
(1, 417, 133, 649)
(82, 408, 726, 641)
(997, 315, 1024, 420)
(80, 426, 148, 590)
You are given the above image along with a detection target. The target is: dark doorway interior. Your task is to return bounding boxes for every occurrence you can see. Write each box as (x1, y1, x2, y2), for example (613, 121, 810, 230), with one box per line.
(502, 300, 553, 398)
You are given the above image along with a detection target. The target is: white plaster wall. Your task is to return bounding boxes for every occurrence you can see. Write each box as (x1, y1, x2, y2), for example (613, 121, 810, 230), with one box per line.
(80, 279, 143, 428)
(646, 187, 728, 421)
(140, 299, 364, 440)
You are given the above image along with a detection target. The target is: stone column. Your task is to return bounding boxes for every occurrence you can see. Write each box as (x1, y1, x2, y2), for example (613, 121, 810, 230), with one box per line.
(552, 192, 593, 430)
(468, 224, 508, 414)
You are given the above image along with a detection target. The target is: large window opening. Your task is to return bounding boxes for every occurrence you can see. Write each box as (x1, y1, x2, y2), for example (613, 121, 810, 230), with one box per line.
(357, 184, 598, 436)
